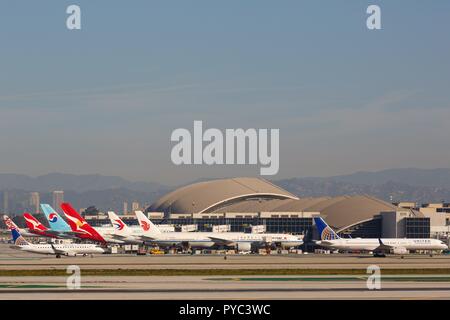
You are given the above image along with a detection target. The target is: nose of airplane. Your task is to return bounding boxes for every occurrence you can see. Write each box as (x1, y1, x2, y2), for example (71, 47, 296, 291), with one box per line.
(97, 247, 106, 253)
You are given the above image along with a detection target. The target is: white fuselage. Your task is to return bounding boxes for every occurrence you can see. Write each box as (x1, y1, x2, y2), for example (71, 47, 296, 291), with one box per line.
(318, 238, 447, 252)
(142, 231, 303, 249)
(13, 243, 105, 255)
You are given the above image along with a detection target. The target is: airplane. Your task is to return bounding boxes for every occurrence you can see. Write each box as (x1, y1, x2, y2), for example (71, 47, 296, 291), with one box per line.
(6, 220, 105, 258)
(134, 210, 303, 252)
(23, 212, 60, 238)
(60, 202, 128, 244)
(313, 216, 448, 256)
(106, 211, 144, 244)
(2, 215, 38, 237)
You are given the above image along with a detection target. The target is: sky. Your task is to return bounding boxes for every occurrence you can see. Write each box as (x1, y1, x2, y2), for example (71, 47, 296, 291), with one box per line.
(0, 1, 449, 185)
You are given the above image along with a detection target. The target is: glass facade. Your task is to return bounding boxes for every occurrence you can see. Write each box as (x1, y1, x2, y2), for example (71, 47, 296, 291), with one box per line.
(405, 217, 430, 238)
(87, 216, 313, 235)
(339, 218, 382, 238)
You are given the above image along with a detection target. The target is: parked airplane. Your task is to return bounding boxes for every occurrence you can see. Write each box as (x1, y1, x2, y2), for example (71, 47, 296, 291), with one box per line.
(313, 216, 448, 256)
(23, 212, 60, 238)
(6, 221, 104, 258)
(107, 211, 144, 244)
(60, 202, 127, 244)
(2, 215, 38, 237)
(41, 204, 73, 234)
(134, 210, 303, 252)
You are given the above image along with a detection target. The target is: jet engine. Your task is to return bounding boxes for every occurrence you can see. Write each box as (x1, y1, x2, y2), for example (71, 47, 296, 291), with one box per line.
(236, 242, 252, 252)
(392, 247, 408, 255)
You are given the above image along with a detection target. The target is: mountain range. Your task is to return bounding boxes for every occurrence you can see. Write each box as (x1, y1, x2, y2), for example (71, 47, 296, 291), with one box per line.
(1, 168, 450, 214)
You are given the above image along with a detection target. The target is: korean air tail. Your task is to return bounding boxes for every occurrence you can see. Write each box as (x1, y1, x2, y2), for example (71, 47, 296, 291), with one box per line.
(60, 202, 106, 243)
(108, 211, 130, 235)
(135, 211, 161, 235)
(23, 213, 48, 232)
(41, 204, 71, 232)
(313, 216, 340, 241)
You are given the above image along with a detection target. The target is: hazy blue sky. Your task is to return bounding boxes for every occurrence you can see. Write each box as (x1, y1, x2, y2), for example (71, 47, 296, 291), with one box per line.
(0, 1, 449, 185)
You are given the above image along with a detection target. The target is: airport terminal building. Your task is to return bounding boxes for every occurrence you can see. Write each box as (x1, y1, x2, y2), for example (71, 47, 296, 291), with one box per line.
(86, 177, 435, 241)
(3, 177, 445, 243)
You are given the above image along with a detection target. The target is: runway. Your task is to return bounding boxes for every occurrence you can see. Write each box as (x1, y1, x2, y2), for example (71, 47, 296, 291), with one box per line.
(1, 275, 450, 299)
(2, 244, 450, 299)
(1, 244, 450, 270)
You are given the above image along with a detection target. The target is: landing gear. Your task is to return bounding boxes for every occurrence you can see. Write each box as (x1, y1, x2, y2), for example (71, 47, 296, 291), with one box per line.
(373, 252, 386, 258)
(56, 254, 61, 259)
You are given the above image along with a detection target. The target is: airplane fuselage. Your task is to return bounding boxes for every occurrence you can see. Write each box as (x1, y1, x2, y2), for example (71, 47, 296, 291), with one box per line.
(317, 238, 447, 252)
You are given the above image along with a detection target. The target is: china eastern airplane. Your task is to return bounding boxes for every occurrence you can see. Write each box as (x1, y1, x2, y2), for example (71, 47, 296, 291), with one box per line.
(5, 219, 104, 258)
(134, 210, 304, 252)
(314, 216, 448, 256)
(106, 211, 144, 244)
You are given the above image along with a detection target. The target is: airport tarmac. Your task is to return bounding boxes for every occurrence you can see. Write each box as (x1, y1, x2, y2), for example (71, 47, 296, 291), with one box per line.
(1, 275, 450, 299)
(1, 244, 450, 270)
(2, 244, 450, 299)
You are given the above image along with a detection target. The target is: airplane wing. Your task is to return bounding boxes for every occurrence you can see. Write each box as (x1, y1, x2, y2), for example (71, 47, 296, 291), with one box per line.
(207, 236, 235, 246)
(110, 234, 129, 239)
(50, 244, 69, 255)
(374, 239, 408, 254)
(374, 239, 393, 251)
(138, 235, 157, 241)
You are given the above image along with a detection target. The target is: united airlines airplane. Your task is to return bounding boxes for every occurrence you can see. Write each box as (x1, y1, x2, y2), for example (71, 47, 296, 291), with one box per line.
(4, 215, 105, 258)
(314, 216, 448, 256)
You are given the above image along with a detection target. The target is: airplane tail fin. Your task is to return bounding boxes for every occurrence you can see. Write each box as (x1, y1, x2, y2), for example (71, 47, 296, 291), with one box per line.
(60, 202, 106, 243)
(108, 211, 130, 235)
(40, 204, 71, 232)
(135, 211, 161, 234)
(2, 215, 20, 231)
(11, 227, 30, 246)
(313, 216, 340, 240)
(23, 213, 48, 232)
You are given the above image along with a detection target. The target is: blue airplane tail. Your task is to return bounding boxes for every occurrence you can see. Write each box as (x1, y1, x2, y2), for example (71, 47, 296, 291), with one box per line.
(313, 217, 340, 240)
(41, 204, 71, 232)
(11, 228, 30, 246)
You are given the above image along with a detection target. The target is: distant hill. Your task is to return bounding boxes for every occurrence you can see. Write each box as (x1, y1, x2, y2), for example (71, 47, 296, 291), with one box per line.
(275, 168, 450, 204)
(2, 169, 450, 215)
(0, 173, 168, 193)
(318, 168, 450, 188)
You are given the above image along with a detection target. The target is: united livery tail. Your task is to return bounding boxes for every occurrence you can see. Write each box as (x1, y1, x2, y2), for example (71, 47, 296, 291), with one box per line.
(108, 211, 130, 234)
(11, 228, 30, 246)
(41, 204, 71, 232)
(2, 215, 30, 246)
(23, 213, 48, 232)
(60, 202, 106, 243)
(135, 211, 161, 234)
(313, 217, 340, 240)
